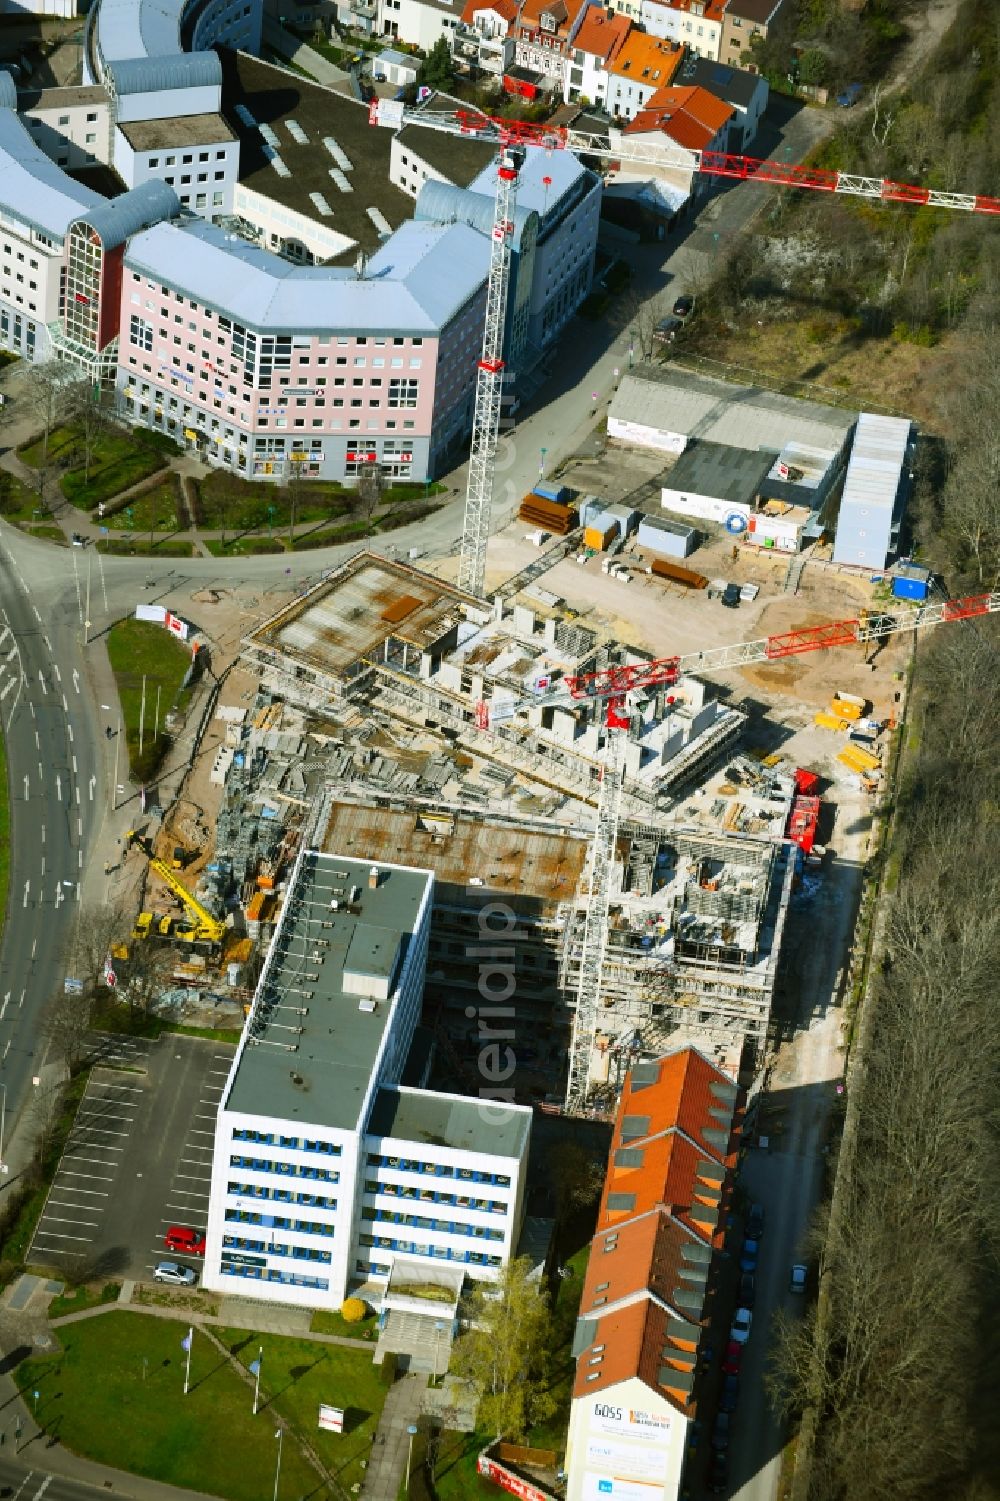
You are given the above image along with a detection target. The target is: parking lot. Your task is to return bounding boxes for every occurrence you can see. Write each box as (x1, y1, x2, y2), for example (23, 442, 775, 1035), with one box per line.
(30, 1034, 234, 1282)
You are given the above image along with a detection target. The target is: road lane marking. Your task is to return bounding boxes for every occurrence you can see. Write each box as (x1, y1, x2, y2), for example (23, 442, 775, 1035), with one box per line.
(52, 664, 61, 683)
(37, 1215, 99, 1228)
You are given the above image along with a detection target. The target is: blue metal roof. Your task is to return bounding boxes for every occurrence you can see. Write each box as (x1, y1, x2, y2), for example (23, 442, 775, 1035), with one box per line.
(414, 179, 536, 250)
(106, 50, 222, 95)
(97, 0, 186, 64)
(123, 217, 490, 335)
(0, 70, 16, 111)
(0, 108, 103, 241)
(76, 179, 181, 250)
(468, 145, 589, 221)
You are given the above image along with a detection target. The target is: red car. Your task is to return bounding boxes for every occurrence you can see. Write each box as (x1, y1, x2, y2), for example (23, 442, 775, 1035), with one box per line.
(165, 1225, 206, 1256)
(722, 1339, 744, 1376)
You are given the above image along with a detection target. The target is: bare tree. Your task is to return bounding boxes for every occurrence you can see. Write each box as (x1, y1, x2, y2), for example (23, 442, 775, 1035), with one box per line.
(40, 987, 94, 1075)
(285, 454, 308, 546)
(356, 459, 384, 522)
(21, 362, 74, 503)
(65, 379, 112, 485)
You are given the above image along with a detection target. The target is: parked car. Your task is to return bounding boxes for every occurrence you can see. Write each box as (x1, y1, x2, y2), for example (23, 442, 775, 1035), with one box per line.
(745, 1202, 765, 1239)
(711, 1411, 731, 1452)
(653, 315, 683, 345)
(70, 532, 87, 547)
(707, 1451, 729, 1494)
(722, 582, 741, 608)
(672, 293, 695, 318)
(739, 1270, 756, 1309)
(790, 1263, 808, 1295)
(739, 1236, 759, 1273)
(165, 1225, 206, 1256)
(719, 1372, 741, 1413)
(153, 1260, 198, 1286)
(730, 1307, 752, 1345)
(837, 82, 862, 107)
(722, 1339, 743, 1376)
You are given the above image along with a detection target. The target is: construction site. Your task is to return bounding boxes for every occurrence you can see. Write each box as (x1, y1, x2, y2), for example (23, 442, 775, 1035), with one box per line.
(113, 516, 942, 1117)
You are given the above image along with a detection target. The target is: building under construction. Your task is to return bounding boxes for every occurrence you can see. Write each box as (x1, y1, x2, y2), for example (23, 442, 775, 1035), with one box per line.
(241, 551, 745, 813)
(319, 791, 795, 1101)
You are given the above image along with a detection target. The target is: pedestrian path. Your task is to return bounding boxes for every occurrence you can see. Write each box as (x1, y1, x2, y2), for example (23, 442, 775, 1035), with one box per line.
(362, 1372, 427, 1500)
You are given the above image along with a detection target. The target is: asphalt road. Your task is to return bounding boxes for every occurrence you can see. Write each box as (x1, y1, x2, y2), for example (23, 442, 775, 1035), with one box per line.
(0, 536, 106, 1162)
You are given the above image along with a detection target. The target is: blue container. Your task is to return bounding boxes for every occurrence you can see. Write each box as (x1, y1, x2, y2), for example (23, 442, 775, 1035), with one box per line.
(891, 566, 929, 602)
(533, 482, 569, 504)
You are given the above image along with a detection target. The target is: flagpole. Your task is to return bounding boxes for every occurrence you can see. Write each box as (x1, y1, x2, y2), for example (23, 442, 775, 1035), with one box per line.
(184, 1327, 193, 1394)
(253, 1347, 263, 1415)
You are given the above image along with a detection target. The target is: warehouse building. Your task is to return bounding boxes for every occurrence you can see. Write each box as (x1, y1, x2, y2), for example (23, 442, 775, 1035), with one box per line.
(832, 412, 913, 571)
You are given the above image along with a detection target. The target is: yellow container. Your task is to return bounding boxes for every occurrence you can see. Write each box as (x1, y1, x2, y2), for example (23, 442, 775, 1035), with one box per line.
(814, 711, 849, 731)
(831, 698, 863, 722)
(838, 745, 880, 775)
(584, 524, 616, 551)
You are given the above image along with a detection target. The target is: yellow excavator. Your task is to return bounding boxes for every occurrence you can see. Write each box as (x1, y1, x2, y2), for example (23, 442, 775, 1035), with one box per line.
(126, 831, 226, 947)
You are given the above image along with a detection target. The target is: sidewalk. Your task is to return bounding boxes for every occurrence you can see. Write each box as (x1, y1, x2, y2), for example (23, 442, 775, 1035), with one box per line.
(361, 1372, 427, 1501)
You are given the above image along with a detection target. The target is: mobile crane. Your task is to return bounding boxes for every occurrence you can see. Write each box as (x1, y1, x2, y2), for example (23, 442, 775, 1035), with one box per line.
(126, 831, 226, 948)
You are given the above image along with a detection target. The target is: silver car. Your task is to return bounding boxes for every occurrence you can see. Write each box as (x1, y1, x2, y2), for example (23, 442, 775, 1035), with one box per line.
(153, 1260, 198, 1286)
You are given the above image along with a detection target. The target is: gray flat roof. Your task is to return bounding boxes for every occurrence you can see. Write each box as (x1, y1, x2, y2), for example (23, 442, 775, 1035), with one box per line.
(398, 122, 496, 187)
(611, 363, 856, 453)
(118, 113, 236, 151)
(20, 85, 109, 112)
(225, 853, 432, 1132)
(367, 1085, 532, 1159)
(224, 51, 416, 260)
(664, 438, 777, 505)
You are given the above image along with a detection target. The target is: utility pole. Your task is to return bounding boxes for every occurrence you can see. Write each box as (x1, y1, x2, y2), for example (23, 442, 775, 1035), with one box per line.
(154, 685, 161, 741)
(139, 674, 146, 755)
(112, 715, 122, 810)
(84, 549, 92, 644)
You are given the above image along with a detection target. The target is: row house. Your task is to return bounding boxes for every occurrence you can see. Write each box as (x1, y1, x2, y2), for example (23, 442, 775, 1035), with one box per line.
(618, 81, 733, 199)
(452, 0, 518, 76)
(565, 1048, 742, 1501)
(603, 29, 684, 119)
(562, 6, 630, 106)
(639, 0, 728, 61)
(513, 0, 593, 89)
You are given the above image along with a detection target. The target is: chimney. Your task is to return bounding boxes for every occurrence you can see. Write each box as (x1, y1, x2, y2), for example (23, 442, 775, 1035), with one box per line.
(368, 865, 380, 890)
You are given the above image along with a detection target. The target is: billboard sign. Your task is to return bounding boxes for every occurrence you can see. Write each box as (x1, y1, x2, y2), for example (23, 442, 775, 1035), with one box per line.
(318, 1405, 344, 1433)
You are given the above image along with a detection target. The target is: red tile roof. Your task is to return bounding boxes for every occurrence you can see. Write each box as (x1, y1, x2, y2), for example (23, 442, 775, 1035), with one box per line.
(626, 83, 735, 151)
(571, 1048, 741, 1413)
(460, 0, 518, 23)
(606, 30, 684, 88)
(572, 7, 631, 63)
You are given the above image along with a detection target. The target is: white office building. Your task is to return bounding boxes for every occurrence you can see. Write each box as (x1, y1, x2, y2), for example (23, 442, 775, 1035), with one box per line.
(203, 850, 531, 1310)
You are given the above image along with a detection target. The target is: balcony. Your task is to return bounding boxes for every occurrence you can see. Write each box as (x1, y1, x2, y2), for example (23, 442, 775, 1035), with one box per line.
(350, 0, 376, 14)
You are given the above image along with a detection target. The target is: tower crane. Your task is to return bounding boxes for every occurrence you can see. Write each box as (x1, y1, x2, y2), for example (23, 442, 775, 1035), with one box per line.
(478, 590, 1000, 1112)
(369, 99, 1000, 1110)
(371, 96, 998, 600)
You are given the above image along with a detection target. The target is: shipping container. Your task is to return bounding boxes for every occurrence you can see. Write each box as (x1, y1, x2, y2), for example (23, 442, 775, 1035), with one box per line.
(786, 795, 821, 855)
(649, 558, 708, 589)
(579, 495, 604, 528)
(636, 516, 699, 559)
(837, 744, 880, 775)
(604, 504, 639, 536)
(584, 522, 618, 551)
(891, 563, 930, 601)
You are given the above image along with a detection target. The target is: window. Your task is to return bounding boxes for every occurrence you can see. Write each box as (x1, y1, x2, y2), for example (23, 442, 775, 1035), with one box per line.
(130, 315, 153, 352)
(58, 114, 69, 125)
(388, 379, 419, 409)
(149, 157, 160, 167)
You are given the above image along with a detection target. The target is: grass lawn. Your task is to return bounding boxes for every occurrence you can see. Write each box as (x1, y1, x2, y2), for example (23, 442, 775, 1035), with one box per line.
(291, 521, 373, 551)
(103, 478, 183, 532)
(22, 524, 67, 544)
(17, 1315, 322, 1501)
(195, 472, 349, 530)
(105, 617, 192, 782)
(48, 1281, 121, 1320)
(204, 537, 287, 557)
(309, 1305, 378, 1340)
(20, 424, 166, 509)
(219, 1325, 389, 1493)
(0, 726, 8, 940)
(0, 471, 46, 524)
(97, 539, 195, 557)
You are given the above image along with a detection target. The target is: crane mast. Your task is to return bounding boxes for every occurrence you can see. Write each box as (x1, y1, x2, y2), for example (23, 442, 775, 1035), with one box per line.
(457, 148, 523, 599)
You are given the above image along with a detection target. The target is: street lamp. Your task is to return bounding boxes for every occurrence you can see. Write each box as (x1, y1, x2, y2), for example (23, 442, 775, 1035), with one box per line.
(273, 1426, 284, 1501)
(405, 1423, 418, 1492)
(0, 1083, 7, 1174)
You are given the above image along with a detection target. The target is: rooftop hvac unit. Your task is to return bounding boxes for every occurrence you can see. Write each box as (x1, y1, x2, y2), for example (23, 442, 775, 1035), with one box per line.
(358, 999, 378, 1014)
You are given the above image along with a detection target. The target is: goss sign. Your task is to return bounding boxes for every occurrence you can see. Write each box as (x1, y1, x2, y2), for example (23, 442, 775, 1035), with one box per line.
(591, 1403, 670, 1439)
